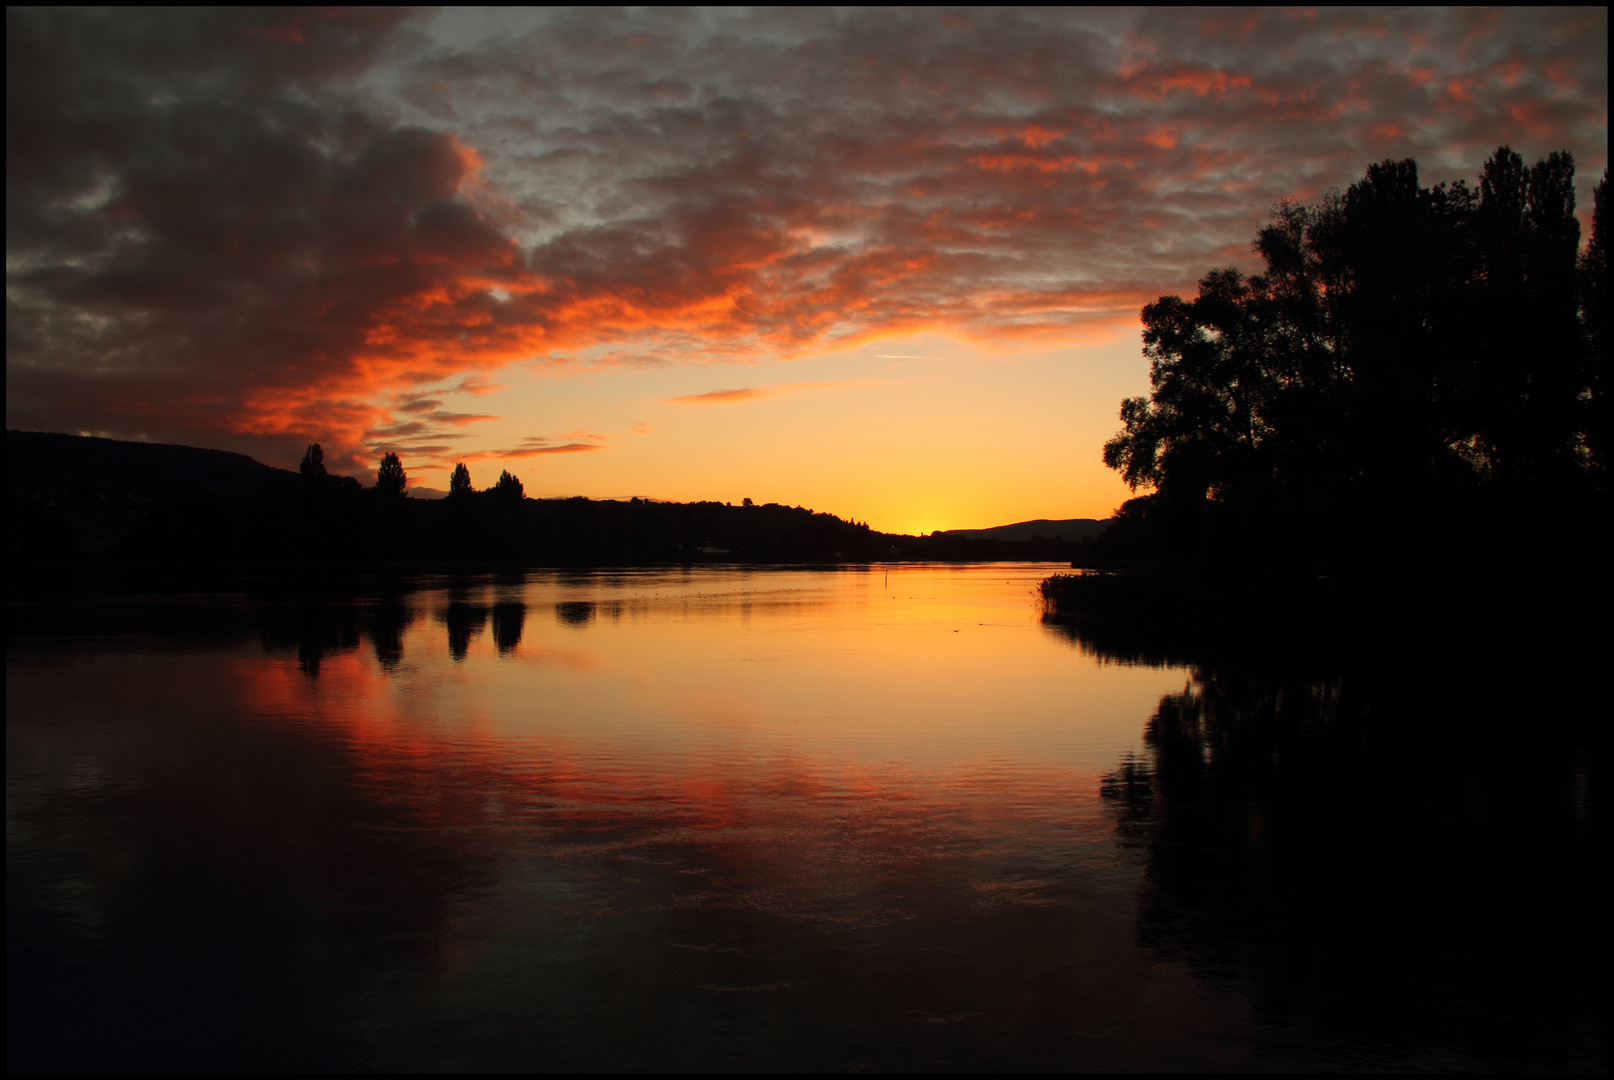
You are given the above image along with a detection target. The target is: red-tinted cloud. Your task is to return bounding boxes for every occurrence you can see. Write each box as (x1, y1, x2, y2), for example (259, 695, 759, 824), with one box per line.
(6, 8, 1606, 473)
(669, 389, 767, 405)
(456, 436, 606, 463)
(666, 381, 870, 405)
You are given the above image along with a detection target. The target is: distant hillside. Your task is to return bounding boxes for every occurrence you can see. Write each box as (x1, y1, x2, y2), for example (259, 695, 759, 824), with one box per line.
(935, 518, 1109, 544)
(8, 430, 1095, 566)
(6, 430, 300, 502)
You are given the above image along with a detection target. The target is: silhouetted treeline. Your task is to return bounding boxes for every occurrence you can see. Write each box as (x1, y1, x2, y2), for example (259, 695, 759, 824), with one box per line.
(7, 430, 1083, 566)
(1097, 147, 1609, 582)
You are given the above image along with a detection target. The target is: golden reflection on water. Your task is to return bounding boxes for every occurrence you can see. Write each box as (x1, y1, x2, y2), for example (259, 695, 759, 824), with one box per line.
(268, 565, 1184, 764)
(10, 564, 1257, 1072)
(233, 565, 1194, 909)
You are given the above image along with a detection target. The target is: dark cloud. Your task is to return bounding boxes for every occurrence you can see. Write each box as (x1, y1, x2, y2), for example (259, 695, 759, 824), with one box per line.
(445, 375, 505, 395)
(6, 8, 524, 473)
(7, 7, 1606, 470)
(389, 400, 496, 425)
(406, 6, 1604, 359)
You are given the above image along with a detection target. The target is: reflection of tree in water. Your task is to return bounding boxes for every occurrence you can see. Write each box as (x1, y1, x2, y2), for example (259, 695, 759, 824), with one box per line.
(442, 602, 489, 662)
(1059, 609, 1605, 1069)
(362, 600, 415, 671)
(261, 592, 511, 674)
(259, 604, 361, 679)
(555, 601, 595, 627)
(491, 602, 525, 654)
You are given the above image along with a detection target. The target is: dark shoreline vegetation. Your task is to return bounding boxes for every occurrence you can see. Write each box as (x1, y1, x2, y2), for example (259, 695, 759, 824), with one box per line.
(1068, 147, 1607, 593)
(6, 429, 1097, 572)
(1038, 146, 1609, 661)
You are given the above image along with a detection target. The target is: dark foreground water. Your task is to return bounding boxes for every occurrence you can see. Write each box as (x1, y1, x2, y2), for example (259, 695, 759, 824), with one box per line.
(6, 565, 1605, 1072)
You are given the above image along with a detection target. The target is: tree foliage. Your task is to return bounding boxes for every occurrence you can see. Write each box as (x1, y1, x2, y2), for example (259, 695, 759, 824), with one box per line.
(494, 469, 524, 502)
(375, 452, 406, 498)
(1102, 147, 1605, 574)
(1582, 168, 1610, 484)
(299, 443, 327, 482)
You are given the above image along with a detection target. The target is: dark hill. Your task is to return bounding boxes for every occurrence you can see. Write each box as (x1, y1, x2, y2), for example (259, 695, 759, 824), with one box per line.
(7, 430, 298, 503)
(935, 517, 1107, 544)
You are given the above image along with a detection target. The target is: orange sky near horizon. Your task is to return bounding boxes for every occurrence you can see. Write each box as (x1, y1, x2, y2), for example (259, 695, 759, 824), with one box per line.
(5, 8, 1607, 532)
(424, 330, 1152, 535)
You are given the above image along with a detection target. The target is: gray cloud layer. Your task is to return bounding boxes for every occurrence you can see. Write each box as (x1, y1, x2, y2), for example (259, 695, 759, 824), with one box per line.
(7, 7, 1607, 470)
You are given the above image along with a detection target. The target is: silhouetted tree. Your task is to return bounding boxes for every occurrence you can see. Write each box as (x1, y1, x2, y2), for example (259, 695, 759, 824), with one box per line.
(450, 462, 473, 498)
(300, 443, 327, 482)
(1102, 146, 1600, 576)
(1465, 148, 1585, 491)
(375, 452, 406, 498)
(1583, 170, 1610, 486)
(494, 469, 523, 502)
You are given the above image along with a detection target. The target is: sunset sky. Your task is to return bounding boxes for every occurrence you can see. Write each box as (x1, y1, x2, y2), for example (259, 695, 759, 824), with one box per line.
(7, 7, 1608, 533)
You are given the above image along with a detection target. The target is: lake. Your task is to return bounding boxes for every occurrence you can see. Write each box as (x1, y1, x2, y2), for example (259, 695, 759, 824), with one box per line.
(6, 564, 1604, 1071)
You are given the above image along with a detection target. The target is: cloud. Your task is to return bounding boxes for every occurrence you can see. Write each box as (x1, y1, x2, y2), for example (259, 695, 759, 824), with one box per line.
(487, 443, 603, 458)
(6, 7, 1606, 470)
(5, 8, 536, 473)
(392, 398, 496, 425)
(459, 435, 607, 460)
(666, 388, 765, 405)
(664, 380, 873, 405)
(447, 376, 506, 396)
(386, 444, 454, 458)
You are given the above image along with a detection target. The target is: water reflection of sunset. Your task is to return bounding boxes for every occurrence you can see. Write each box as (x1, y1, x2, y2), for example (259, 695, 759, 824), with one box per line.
(251, 566, 1182, 769)
(196, 568, 1214, 1066)
(12, 567, 1228, 1071)
(12, 564, 1602, 1071)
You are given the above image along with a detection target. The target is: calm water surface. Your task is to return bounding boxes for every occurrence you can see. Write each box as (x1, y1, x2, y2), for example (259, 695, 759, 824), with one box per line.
(7, 564, 1604, 1071)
